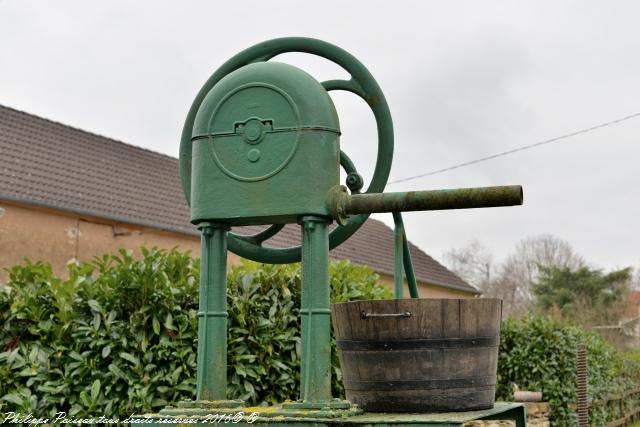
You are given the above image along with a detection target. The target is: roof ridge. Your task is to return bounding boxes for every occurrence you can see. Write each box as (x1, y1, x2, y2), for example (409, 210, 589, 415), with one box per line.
(0, 103, 179, 162)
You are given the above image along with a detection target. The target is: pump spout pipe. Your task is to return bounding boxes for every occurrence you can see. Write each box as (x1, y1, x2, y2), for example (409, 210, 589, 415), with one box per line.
(328, 185, 523, 224)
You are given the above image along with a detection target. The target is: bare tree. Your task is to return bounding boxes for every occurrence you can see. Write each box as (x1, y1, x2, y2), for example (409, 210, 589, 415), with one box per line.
(494, 235, 585, 317)
(444, 235, 585, 318)
(443, 240, 493, 293)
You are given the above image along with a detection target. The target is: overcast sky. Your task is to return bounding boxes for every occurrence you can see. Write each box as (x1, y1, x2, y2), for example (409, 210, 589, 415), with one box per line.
(1, 1, 638, 272)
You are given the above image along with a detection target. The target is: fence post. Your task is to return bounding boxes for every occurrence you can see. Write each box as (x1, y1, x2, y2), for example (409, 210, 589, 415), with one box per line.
(577, 343, 589, 427)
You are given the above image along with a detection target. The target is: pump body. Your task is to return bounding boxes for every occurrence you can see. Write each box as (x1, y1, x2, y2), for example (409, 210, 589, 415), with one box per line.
(190, 61, 341, 226)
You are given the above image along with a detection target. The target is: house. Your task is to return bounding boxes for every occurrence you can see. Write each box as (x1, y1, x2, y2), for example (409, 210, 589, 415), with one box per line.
(0, 105, 477, 298)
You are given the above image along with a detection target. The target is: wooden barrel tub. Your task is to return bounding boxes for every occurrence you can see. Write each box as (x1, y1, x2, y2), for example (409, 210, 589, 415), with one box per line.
(331, 298, 502, 412)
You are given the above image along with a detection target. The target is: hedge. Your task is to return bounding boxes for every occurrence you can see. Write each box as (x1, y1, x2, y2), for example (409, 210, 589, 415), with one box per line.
(1, 248, 639, 426)
(0, 248, 391, 419)
(498, 316, 640, 426)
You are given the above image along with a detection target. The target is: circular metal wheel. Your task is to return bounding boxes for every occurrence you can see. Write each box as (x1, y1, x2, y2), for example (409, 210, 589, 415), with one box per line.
(180, 37, 394, 264)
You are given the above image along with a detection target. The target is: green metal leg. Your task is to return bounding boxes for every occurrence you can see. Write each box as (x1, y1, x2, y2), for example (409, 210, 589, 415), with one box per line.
(400, 226, 419, 299)
(392, 212, 419, 298)
(299, 215, 332, 403)
(392, 212, 404, 299)
(196, 222, 229, 401)
(514, 405, 527, 427)
(478, 405, 527, 427)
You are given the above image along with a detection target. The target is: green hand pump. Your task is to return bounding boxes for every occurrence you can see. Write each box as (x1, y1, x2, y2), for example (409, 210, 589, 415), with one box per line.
(178, 37, 523, 410)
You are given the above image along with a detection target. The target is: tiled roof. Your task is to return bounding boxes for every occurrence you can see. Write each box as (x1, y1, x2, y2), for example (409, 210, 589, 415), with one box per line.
(0, 104, 477, 294)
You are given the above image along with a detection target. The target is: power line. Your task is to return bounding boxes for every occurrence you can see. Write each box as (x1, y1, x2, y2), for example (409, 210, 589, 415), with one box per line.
(388, 111, 640, 185)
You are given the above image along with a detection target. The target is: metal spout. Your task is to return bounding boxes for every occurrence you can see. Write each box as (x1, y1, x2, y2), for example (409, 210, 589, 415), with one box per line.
(328, 185, 523, 224)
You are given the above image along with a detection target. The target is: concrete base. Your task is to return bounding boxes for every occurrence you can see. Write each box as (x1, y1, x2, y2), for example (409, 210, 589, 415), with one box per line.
(132, 401, 526, 427)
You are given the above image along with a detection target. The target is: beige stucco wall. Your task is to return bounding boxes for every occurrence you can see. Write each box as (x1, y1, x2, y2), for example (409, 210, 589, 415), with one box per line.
(0, 201, 227, 282)
(0, 201, 474, 299)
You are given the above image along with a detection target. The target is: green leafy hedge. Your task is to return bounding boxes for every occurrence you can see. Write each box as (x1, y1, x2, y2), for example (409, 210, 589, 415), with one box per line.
(0, 248, 391, 419)
(498, 316, 640, 426)
(2, 248, 639, 426)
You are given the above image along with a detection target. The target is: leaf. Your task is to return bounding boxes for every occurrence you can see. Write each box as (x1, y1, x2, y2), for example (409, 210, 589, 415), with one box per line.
(28, 345, 39, 362)
(36, 385, 59, 394)
(69, 351, 83, 361)
(164, 313, 175, 331)
(235, 365, 247, 377)
(271, 360, 289, 370)
(91, 379, 101, 400)
(18, 367, 37, 377)
(108, 363, 125, 378)
(152, 316, 160, 335)
(120, 352, 139, 365)
(6, 348, 25, 368)
(88, 299, 102, 312)
(2, 394, 23, 405)
(102, 346, 111, 358)
(171, 366, 183, 383)
(151, 398, 168, 407)
(92, 312, 101, 330)
(79, 391, 91, 407)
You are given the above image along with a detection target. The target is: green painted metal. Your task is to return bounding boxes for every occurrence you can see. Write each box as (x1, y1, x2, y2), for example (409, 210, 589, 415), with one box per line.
(196, 222, 229, 401)
(392, 212, 419, 299)
(158, 398, 361, 419)
(393, 213, 404, 299)
(190, 62, 340, 225)
(401, 226, 420, 299)
(336, 185, 523, 216)
(160, 36, 527, 425)
(339, 151, 364, 193)
(137, 402, 526, 426)
(180, 37, 394, 264)
(299, 216, 332, 404)
(163, 399, 244, 411)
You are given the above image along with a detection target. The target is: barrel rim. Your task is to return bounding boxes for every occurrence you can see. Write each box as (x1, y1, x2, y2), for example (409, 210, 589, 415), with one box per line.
(331, 297, 502, 308)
